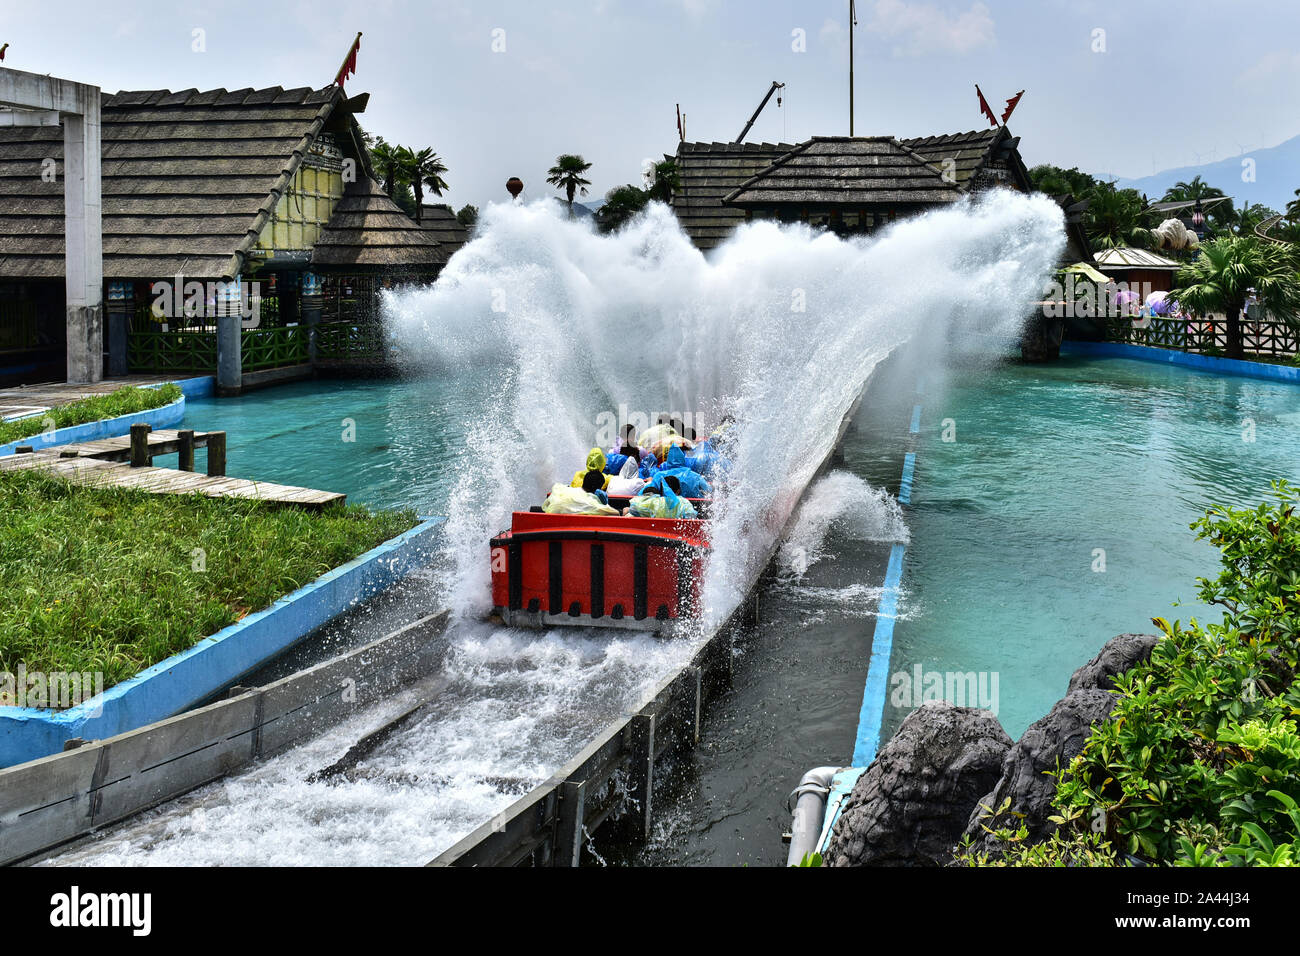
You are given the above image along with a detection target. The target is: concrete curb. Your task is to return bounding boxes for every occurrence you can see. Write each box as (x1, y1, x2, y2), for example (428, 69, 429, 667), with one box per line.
(1063, 341, 1300, 384)
(0, 515, 445, 768)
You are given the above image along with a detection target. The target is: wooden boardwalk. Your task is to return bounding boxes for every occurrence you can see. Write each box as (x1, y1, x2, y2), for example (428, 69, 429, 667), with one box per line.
(0, 376, 171, 422)
(3, 425, 346, 510)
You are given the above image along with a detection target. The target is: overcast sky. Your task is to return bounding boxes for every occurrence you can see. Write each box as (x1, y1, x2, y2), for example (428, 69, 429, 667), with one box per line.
(6, 0, 1300, 209)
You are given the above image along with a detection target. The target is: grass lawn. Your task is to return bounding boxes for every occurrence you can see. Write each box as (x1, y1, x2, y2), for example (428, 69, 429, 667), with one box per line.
(0, 383, 183, 445)
(0, 469, 418, 692)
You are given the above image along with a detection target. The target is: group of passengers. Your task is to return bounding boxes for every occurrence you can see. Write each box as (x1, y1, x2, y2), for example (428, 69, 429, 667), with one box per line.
(543, 415, 735, 520)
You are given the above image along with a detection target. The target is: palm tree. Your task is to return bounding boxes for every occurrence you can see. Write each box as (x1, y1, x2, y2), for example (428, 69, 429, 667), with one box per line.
(645, 159, 680, 204)
(596, 184, 650, 234)
(546, 154, 593, 216)
(369, 138, 403, 198)
(1223, 203, 1280, 237)
(1161, 176, 1234, 233)
(1171, 235, 1300, 359)
(1285, 188, 1300, 222)
(397, 147, 450, 222)
(1086, 183, 1154, 251)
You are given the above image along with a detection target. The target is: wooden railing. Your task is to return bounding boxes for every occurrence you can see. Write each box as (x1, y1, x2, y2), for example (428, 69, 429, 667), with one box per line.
(1104, 315, 1300, 358)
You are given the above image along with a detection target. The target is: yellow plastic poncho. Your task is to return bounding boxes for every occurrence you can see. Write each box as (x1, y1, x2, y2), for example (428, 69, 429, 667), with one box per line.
(570, 447, 610, 490)
(543, 483, 618, 516)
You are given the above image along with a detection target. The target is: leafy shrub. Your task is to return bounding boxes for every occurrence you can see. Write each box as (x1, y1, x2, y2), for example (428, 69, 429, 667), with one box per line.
(963, 481, 1300, 866)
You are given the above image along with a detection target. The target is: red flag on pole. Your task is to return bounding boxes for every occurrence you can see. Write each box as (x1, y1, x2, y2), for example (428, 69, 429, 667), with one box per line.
(975, 84, 998, 128)
(1002, 90, 1025, 125)
(335, 33, 362, 89)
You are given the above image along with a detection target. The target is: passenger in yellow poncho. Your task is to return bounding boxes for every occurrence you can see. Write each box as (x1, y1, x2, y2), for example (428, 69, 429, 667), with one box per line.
(571, 447, 610, 491)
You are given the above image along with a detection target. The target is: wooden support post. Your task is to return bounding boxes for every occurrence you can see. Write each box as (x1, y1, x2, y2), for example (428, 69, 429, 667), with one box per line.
(553, 780, 587, 867)
(626, 713, 655, 843)
(129, 423, 151, 467)
(177, 430, 195, 472)
(206, 431, 226, 477)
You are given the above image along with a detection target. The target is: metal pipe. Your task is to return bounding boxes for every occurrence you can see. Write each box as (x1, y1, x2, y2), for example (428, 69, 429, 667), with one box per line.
(786, 765, 839, 866)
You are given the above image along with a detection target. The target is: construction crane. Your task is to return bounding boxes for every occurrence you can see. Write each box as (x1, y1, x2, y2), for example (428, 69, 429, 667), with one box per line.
(735, 81, 784, 143)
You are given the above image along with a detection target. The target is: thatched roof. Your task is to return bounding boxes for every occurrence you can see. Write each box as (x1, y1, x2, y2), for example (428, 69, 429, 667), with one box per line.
(723, 137, 961, 208)
(312, 177, 446, 271)
(417, 203, 469, 256)
(669, 140, 795, 250)
(0, 85, 357, 281)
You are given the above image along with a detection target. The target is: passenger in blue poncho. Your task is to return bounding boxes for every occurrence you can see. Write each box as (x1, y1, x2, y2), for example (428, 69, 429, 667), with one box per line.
(623, 477, 698, 519)
(645, 444, 712, 499)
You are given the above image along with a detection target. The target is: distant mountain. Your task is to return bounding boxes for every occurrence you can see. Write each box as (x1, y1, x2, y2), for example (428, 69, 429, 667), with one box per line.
(546, 196, 596, 218)
(1113, 134, 1300, 213)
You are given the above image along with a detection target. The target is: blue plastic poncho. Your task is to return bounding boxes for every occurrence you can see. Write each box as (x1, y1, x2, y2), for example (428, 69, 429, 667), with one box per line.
(646, 445, 712, 499)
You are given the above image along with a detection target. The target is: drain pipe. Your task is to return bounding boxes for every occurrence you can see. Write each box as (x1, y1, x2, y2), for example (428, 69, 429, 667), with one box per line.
(785, 766, 839, 866)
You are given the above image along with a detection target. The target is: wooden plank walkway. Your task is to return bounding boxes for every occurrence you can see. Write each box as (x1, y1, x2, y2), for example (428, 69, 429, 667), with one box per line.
(2, 452, 346, 510)
(5, 424, 344, 510)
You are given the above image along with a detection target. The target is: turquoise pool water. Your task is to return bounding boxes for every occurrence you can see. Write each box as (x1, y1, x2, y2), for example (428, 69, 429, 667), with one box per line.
(178, 377, 473, 513)
(892, 354, 1300, 740)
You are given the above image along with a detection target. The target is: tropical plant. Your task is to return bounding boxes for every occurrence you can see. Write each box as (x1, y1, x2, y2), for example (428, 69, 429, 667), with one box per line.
(1171, 235, 1300, 358)
(595, 184, 650, 234)
(369, 137, 403, 198)
(1161, 176, 1234, 234)
(1027, 164, 1102, 198)
(396, 146, 449, 222)
(1285, 188, 1300, 223)
(1086, 183, 1155, 251)
(645, 159, 680, 204)
(546, 154, 593, 216)
(456, 204, 479, 229)
(1224, 202, 1281, 237)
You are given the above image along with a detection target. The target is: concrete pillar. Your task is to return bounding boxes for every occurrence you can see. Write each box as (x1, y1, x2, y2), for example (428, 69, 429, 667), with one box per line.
(301, 271, 323, 365)
(63, 105, 103, 383)
(106, 281, 132, 376)
(216, 282, 242, 395)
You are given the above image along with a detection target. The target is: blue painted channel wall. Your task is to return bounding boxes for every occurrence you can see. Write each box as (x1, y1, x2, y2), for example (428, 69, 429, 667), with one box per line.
(0, 376, 215, 457)
(0, 515, 444, 768)
(1063, 341, 1300, 385)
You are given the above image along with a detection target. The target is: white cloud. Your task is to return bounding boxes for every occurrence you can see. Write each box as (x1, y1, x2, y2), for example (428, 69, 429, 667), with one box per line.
(1234, 50, 1300, 90)
(864, 0, 996, 57)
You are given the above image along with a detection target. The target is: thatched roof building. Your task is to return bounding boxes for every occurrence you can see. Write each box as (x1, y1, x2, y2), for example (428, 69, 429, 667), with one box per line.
(668, 141, 795, 251)
(314, 178, 446, 271)
(417, 203, 470, 257)
(669, 126, 1042, 247)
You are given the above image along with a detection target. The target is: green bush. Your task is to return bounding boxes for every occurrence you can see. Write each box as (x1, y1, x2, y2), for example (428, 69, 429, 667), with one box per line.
(963, 480, 1300, 867)
(0, 383, 183, 445)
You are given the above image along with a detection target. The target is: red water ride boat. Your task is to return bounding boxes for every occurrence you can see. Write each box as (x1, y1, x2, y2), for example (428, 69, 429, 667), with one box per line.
(489, 495, 711, 631)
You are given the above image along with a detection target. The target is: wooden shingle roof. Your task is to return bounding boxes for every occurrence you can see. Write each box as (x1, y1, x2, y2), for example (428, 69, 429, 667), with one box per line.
(312, 177, 446, 271)
(722, 136, 961, 208)
(670, 140, 795, 250)
(896, 129, 1004, 190)
(416, 203, 469, 257)
(0, 85, 343, 280)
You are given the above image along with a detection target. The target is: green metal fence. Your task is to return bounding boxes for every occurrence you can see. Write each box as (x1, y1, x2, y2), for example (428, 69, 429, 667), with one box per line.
(241, 325, 310, 371)
(127, 329, 219, 374)
(314, 320, 389, 364)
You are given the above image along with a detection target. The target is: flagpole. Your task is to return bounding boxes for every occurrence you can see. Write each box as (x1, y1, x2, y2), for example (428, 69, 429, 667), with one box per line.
(849, 0, 855, 135)
(335, 32, 362, 87)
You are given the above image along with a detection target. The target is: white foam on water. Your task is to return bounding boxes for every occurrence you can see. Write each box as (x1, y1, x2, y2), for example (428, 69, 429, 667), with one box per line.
(47, 190, 1063, 866)
(776, 471, 909, 578)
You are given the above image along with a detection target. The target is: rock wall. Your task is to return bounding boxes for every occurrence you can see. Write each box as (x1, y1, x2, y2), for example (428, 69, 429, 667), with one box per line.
(825, 633, 1159, 866)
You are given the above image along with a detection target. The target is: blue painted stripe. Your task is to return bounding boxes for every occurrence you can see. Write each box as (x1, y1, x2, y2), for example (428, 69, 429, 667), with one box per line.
(852, 542, 906, 767)
(909, 404, 922, 434)
(0, 396, 186, 456)
(1062, 340, 1300, 384)
(898, 452, 915, 505)
(0, 515, 445, 768)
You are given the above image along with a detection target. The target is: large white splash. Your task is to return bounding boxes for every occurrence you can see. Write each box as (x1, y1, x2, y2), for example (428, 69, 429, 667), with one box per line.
(384, 191, 1064, 625)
